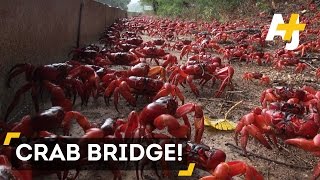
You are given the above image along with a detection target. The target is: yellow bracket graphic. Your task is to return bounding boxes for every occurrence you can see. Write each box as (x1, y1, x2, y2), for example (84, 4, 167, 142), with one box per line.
(178, 163, 195, 176)
(3, 132, 21, 145)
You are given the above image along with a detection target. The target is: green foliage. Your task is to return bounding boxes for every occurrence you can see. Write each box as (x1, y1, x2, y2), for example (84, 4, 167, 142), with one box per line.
(140, 0, 273, 21)
(96, 0, 131, 10)
(156, 0, 184, 17)
(256, 0, 271, 12)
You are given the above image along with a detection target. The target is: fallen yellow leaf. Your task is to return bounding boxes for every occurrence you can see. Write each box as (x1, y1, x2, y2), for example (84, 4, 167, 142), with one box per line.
(204, 116, 237, 131)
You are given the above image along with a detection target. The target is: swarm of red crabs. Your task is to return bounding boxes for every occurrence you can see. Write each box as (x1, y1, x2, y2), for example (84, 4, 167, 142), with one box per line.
(0, 96, 262, 180)
(4, 2, 320, 178)
(0, 16, 264, 180)
(235, 85, 320, 178)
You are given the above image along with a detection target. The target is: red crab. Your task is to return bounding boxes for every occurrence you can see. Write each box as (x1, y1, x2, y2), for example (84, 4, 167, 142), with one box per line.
(183, 142, 263, 180)
(101, 63, 167, 89)
(132, 46, 168, 65)
(273, 58, 300, 71)
(180, 45, 203, 60)
(243, 72, 270, 85)
(235, 102, 320, 154)
(116, 43, 138, 52)
(171, 41, 185, 51)
(66, 65, 100, 105)
(186, 54, 221, 66)
(152, 38, 165, 46)
(121, 31, 138, 38)
(2, 106, 91, 139)
(124, 37, 143, 46)
(260, 86, 320, 112)
(5, 81, 73, 122)
(28, 118, 124, 180)
(5, 63, 77, 120)
(105, 52, 141, 66)
(260, 86, 306, 108)
(234, 107, 274, 154)
(70, 44, 99, 62)
(122, 62, 166, 80)
(183, 142, 226, 172)
(104, 76, 184, 111)
(169, 64, 234, 97)
(122, 96, 204, 143)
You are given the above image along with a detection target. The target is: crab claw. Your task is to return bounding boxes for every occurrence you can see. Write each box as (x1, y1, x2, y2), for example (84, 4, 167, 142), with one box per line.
(303, 86, 317, 95)
(295, 119, 319, 138)
(114, 81, 137, 112)
(10, 116, 37, 137)
(153, 114, 188, 138)
(176, 103, 204, 143)
(79, 128, 105, 145)
(124, 111, 139, 138)
(201, 161, 263, 180)
(285, 135, 320, 180)
(148, 66, 166, 81)
(162, 54, 178, 68)
(206, 150, 227, 170)
(285, 134, 320, 152)
(260, 88, 278, 108)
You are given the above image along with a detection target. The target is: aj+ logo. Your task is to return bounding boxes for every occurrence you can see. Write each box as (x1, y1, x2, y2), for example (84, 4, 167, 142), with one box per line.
(266, 14, 306, 50)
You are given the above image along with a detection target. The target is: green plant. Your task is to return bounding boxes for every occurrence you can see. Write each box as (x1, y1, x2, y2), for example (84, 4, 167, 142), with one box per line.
(140, 0, 274, 21)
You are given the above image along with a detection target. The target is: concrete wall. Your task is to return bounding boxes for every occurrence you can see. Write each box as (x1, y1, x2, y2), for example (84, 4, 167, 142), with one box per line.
(80, 0, 106, 45)
(0, 0, 126, 120)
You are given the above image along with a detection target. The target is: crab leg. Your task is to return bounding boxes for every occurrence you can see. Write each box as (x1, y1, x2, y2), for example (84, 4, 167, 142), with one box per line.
(43, 80, 73, 112)
(62, 111, 92, 135)
(176, 103, 204, 143)
(214, 66, 234, 97)
(187, 75, 200, 96)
